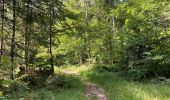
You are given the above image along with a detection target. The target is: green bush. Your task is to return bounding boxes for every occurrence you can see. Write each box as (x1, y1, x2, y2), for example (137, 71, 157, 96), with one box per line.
(46, 75, 72, 89)
(94, 64, 122, 73)
(142, 55, 170, 78)
(7, 80, 29, 97)
(125, 68, 148, 81)
(0, 79, 7, 96)
(19, 74, 47, 88)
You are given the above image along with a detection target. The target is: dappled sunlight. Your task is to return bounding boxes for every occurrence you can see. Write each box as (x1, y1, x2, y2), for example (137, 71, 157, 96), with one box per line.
(0, 0, 170, 99)
(0, 91, 3, 96)
(82, 69, 170, 100)
(23, 87, 86, 100)
(6, 73, 86, 100)
(126, 83, 170, 100)
(54, 64, 93, 75)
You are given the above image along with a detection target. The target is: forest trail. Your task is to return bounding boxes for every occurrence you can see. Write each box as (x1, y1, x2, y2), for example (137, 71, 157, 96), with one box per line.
(63, 70, 107, 100)
(85, 83, 107, 100)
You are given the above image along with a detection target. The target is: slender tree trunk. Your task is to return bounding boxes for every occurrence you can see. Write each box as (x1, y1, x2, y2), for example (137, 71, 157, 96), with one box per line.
(49, 4, 54, 73)
(84, 0, 91, 62)
(79, 50, 83, 65)
(25, 0, 30, 73)
(29, 0, 33, 66)
(0, 0, 4, 62)
(108, 40, 113, 65)
(108, 18, 115, 65)
(10, 0, 16, 80)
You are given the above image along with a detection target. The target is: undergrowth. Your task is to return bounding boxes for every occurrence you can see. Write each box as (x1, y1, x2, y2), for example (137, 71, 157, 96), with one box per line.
(81, 67, 170, 100)
(1, 65, 170, 100)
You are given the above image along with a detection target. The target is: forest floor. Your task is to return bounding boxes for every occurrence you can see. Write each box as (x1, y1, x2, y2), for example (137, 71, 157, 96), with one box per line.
(4, 65, 170, 100)
(55, 65, 170, 100)
(85, 82, 106, 100)
(60, 66, 107, 100)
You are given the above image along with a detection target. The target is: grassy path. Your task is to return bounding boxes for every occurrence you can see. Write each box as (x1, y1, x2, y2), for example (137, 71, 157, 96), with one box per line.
(85, 83, 107, 100)
(55, 66, 170, 100)
(61, 68, 107, 100)
(81, 69, 170, 100)
(8, 66, 170, 100)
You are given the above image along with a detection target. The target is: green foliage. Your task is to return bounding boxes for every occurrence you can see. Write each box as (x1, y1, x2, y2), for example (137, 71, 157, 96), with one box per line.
(46, 75, 72, 89)
(19, 74, 47, 88)
(93, 64, 122, 73)
(0, 56, 11, 70)
(108, 0, 170, 79)
(82, 69, 170, 100)
(46, 75, 82, 89)
(125, 68, 148, 81)
(7, 80, 29, 97)
(1, 0, 170, 99)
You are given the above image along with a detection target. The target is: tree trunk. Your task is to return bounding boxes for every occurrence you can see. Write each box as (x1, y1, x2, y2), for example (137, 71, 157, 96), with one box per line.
(10, 0, 16, 80)
(25, 0, 31, 73)
(0, 0, 4, 62)
(79, 50, 83, 65)
(108, 40, 113, 65)
(49, 4, 54, 73)
(108, 18, 115, 65)
(84, 0, 91, 62)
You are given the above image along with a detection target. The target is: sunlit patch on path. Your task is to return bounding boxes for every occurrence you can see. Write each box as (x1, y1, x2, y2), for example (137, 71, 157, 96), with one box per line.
(61, 67, 107, 100)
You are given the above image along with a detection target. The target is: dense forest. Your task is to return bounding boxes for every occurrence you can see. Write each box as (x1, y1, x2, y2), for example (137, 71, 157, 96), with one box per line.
(0, 0, 170, 99)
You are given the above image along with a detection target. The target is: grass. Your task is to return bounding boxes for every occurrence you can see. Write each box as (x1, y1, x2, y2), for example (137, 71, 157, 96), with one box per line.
(81, 68, 170, 100)
(4, 66, 87, 100)
(23, 87, 85, 100)
(3, 65, 170, 100)
(24, 75, 86, 100)
(54, 64, 92, 75)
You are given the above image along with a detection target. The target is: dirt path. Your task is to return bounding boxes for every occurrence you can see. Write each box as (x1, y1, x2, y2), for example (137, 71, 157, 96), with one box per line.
(63, 70, 107, 100)
(85, 83, 107, 100)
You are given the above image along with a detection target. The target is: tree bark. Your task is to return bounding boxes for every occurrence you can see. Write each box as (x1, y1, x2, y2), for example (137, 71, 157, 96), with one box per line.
(49, 4, 54, 73)
(84, 0, 91, 62)
(0, 0, 4, 62)
(10, 0, 16, 80)
(25, 0, 31, 73)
